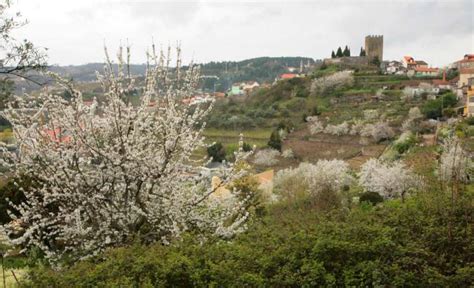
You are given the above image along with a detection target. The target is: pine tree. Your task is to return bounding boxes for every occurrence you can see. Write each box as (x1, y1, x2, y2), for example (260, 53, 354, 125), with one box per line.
(331, 50, 336, 58)
(336, 47, 343, 58)
(359, 47, 366, 57)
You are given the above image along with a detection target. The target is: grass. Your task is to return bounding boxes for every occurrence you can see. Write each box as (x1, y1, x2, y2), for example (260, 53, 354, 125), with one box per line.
(0, 266, 27, 287)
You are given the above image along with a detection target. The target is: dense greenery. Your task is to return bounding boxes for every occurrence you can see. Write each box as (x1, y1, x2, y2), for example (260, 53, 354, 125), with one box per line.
(422, 92, 458, 119)
(25, 190, 473, 287)
(206, 142, 226, 162)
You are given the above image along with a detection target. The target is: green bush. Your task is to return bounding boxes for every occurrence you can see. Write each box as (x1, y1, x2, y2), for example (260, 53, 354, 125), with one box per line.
(207, 142, 226, 162)
(359, 191, 383, 205)
(267, 130, 282, 151)
(25, 191, 474, 287)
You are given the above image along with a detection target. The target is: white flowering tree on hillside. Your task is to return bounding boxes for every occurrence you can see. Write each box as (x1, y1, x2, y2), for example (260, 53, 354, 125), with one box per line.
(439, 137, 472, 196)
(0, 45, 249, 263)
(358, 158, 420, 201)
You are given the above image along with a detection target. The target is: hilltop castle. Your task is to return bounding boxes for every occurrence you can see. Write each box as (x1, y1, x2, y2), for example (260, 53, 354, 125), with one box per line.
(324, 35, 384, 66)
(365, 35, 383, 62)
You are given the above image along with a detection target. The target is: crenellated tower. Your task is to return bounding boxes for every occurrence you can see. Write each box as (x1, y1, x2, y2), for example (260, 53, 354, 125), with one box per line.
(365, 35, 383, 62)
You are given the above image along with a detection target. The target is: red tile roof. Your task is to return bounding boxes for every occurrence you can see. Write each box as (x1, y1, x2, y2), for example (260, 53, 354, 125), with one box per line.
(280, 73, 297, 79)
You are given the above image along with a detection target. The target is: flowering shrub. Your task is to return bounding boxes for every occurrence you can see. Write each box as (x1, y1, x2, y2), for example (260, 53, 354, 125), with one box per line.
(363, 109, 379, 121)
(360, 121, 394, 142)
(310, 71, 354, 95)
(307, 116, 324, 135)
(282, 148, 294, 159)
(274, 160, 353, 201)
(359, 159, 420, 199)
(439, 137, 471, 185)
(324, 121, 350, 136)
(0, 46, 249, 264)
(402, 107, 423, 132)
(253, 149, 280, 166)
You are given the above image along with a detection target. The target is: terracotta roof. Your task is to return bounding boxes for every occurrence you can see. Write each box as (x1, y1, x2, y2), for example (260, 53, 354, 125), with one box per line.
(403, 56, 414, 62)
(280, 73, 297, 79)
(416, 60, 428, 65)
(415, 67, 439, 72)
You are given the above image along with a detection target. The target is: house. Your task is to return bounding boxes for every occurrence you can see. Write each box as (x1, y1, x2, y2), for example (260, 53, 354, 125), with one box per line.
(432, 71, 452, 90)
(413, 67, 439, 77)
(229, 84, 244, 96)
(242, 81, 260, 91)
(455, 54, 474, 70)
(382, 60, 405, 74)
(402, 56, 416, 69)
(464, 81, 474, 117)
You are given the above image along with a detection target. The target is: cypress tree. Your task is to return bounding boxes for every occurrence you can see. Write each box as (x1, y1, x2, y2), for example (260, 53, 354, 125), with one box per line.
(331, 50, 336, 58)
(336, 47, 343, 58)
(360, 47, 366, 56)
(343, 45, 350, 57)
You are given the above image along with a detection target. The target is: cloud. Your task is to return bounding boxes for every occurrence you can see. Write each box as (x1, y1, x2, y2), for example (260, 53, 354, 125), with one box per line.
(13, 0, 474, 66)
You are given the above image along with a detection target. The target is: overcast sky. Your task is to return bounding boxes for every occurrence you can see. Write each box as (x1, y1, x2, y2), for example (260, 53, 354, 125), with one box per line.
(13, 0, 474, 67)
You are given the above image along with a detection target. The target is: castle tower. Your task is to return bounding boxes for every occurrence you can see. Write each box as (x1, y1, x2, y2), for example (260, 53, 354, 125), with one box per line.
(365, 35, 383, 62)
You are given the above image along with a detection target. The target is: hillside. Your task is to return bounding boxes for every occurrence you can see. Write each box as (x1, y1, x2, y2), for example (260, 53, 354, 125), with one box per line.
(15, 57, 315, 93)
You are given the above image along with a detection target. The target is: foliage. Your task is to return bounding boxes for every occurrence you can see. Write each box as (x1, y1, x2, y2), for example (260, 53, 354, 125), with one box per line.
(393, 131, 417, 154)
(207, 142, 226, 162)
(25, 191, 474, 287)
(267, 130, 282, 151)
(422, 92, 458, 119)
(324, 121, 350, 136)
(358, 191, 383, 205)
(0, 46, 250, 264)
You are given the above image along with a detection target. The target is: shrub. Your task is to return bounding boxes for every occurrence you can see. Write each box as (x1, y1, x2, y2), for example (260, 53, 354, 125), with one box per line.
(310, 70, 354, 96)
(267, 130, 282, 151)
(253, 149, 280, 166)
(274, 160, 352, 205)
(359, 191, 383, 205)
(465, 117, 474, 125)
(393, 131, 417, 154)
(307, 116, 324, 135)
(207, 142, 226, 162)
(324, 121, 350, 136)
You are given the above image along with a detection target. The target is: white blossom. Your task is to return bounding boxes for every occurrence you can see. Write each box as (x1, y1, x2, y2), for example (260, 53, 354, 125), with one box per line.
(439, 137, 471, 184)
(324, 121, 350, 136)
(307, 116, 324, 135)
(358, 158, 420, 199)
(310, 70, 354, 95)
(281, 148, 294, 159)
(0, 45, 250, 264)
(253, 149, 280, 166)
(274, 160, 353, 198)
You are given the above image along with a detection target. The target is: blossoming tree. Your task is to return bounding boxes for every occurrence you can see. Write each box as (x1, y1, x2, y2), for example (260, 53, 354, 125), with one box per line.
(0, 46, 249, 263)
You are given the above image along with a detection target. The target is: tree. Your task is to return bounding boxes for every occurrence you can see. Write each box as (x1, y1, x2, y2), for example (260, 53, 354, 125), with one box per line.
(336, 47, 343, 58)
(0, 1, 47, 86)
(371, 56, 380, 67)
(343, 45, 350, 57)
(331, 51, 336, 58)
(207, 142, 226, 162)
(358, 159, 420, 201)
(439, 137, 471, 195)
(0, 45, 250, 264)
(252, 149, 280, 166)
(359, 47, 366, 57)
(268, 130, 282, 151)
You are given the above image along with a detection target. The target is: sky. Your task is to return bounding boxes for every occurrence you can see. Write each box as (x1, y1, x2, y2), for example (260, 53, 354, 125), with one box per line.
(12, 0, 474, 67)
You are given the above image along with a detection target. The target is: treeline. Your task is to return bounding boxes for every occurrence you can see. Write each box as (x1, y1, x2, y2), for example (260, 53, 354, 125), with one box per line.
(330, 46, 366, 58)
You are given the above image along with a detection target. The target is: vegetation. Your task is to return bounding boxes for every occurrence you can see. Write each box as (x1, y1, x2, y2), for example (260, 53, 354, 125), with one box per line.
(25, 189, 474, 287)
